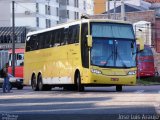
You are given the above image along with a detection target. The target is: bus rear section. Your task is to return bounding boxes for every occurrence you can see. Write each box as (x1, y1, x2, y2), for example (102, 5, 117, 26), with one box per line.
(8, 48, 24, 78)
(137, 45, 155, 77)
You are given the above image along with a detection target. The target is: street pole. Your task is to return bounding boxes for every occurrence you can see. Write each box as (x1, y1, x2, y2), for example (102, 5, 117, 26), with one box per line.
(108, 0, 110, 19)
(114, 0, 116, 19)
(12, 1, 15, 76)
(121, 0, 125, 21)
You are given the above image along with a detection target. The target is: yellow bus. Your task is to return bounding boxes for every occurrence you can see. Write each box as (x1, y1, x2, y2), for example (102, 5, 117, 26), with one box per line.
(24, 19, 140, 92)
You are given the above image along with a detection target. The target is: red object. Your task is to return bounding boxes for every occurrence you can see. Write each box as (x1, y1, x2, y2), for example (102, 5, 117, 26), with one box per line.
(137, 45, 155, 77)
(8, 48, 24, 78)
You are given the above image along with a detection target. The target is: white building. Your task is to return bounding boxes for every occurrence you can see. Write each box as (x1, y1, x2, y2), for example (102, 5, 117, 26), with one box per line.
(0, 0, 90, 30)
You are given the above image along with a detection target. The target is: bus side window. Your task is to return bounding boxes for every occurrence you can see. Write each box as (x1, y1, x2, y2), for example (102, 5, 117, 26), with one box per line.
(26, 36, 31, 52)
(68, 25, 79, 44)
(30, 35, 37, 51)
(50, 31, 55, 47)
(38, 34, 45, 49)
(64, 28, 69, 45)
(60, 28, 65, 45)
(44, 32, 51, 48)
(55, 30, 60, 46)
(74, 25, 80, 43)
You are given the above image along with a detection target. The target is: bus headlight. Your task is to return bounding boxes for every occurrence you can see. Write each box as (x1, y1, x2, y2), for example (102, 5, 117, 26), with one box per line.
(91, 69, 102, 74)
(128, 71, 136, 75)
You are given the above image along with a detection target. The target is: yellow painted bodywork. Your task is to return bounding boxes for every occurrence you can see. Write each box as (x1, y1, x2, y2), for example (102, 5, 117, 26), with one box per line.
(24, 44, 82, 85)
(81, 66, 136, 85)
(24, 19, 137, 86)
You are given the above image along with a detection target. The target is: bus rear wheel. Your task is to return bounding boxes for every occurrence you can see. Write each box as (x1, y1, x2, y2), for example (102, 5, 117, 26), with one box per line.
(76, 72, 84, 92)
(31, 75, 38, 91)
(37, 75, 44, 91)
(116, 85, 122, 92)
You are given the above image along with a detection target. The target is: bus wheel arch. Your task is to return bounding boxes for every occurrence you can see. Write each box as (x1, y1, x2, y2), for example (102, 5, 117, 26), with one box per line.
(31, 73, 38, 91)
(74, 69, 84, 92)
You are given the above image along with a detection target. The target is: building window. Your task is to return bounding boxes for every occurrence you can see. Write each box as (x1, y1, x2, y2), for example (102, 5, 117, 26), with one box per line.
(74, 12, 79, 20)
(48, 6, 51, 15)
(83, 1, 86, 10)
(74, 12, 76, 20)
(36, 3, 39, 13)
(46, 19, 51, 28)
(67, 0, 69, 5)
(76, 12, 79, 19)
(56, 7, 59, 16)
(67, 10, 69, 19)
(74, 0, 79, 8)
(36, 17, 39, 27)
(45, 5, 51, 15)
(45, 5, 47, 14)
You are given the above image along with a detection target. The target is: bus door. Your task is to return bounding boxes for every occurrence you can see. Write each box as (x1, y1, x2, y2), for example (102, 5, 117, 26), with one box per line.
(81, 23, 90, 83)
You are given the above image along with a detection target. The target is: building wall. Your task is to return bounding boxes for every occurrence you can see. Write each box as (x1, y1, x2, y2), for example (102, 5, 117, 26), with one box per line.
(0, 1, 10, 27)
(0, 0, 89, 30)
(94, 0, 106, 14)
(155, 18, 160, 52)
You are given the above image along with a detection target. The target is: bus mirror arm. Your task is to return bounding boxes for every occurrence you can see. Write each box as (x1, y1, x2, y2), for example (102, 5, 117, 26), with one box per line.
(87, 35, 93, 47)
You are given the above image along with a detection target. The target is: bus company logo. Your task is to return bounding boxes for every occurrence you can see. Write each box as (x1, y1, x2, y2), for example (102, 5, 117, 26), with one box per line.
(111, 78, 119, 81)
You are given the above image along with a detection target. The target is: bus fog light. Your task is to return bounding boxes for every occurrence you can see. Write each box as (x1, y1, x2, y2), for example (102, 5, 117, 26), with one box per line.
(91, 69, 102, 74)
(128, 71, 136, 75)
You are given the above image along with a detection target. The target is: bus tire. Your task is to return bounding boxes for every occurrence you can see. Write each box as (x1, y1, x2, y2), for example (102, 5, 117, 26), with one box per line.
(17, 86, 23, 90)
(76, 72, 84, 92)
(37, 74, 44, 91)
(31, 74, 38, 91)
(43, 85, 52, 91)
(116, 85, 122, 92)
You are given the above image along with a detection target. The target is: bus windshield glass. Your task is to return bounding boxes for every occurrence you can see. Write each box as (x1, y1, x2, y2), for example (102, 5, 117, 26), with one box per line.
(91, 22, 136, 68)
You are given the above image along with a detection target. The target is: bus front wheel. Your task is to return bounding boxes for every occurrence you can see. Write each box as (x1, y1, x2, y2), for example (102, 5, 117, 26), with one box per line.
(76, 72, 84, 92)
(116, 85, 122, 92)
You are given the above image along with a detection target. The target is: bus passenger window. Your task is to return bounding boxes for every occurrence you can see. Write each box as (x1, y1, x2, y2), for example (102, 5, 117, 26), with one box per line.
(60, 28, 65, 45)
(50, 31, 55, 47)
(44, 32, 51, 48)
(68, 25, 79, 44)
(38, 34, 45, 49)
(64, 28, 69, 45)
(55, 31, 60, 46)
(30, 35, 37, 51)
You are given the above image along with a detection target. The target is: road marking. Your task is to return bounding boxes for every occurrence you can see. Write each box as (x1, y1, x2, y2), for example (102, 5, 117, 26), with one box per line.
(135, 90, 144, 93)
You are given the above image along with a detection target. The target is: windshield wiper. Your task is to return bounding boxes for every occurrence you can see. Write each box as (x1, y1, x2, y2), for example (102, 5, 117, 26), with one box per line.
(115, 47, 128, 68)
(103, 51, 114, 67)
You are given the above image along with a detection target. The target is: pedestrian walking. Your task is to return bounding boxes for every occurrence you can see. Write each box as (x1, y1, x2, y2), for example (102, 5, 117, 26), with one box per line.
(2, 63, 10, 93)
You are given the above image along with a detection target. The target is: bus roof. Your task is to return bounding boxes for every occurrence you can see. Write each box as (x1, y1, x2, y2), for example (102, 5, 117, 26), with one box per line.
(27, 19, 131, 36)
(9, 48, 25, 53)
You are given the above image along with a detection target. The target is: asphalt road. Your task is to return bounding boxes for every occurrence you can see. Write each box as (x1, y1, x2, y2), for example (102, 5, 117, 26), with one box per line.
(0, 85, 160, 120)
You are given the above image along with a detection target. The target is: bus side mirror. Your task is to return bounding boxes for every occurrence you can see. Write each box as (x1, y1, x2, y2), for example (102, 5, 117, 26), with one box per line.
(136, 38, 144, 51)
(87, 35, 92, 47)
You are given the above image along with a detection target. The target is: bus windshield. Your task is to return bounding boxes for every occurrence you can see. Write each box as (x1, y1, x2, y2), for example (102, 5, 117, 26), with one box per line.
(91, 22, 136, 68)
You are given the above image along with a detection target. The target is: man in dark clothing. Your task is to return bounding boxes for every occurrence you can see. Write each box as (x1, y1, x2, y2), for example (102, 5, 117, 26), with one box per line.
(2, 63, 10, 93)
